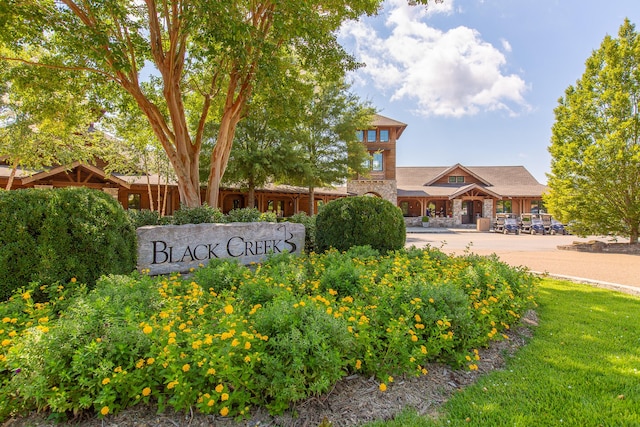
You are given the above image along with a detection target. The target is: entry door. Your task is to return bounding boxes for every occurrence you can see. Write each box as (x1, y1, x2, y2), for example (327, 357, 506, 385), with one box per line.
(462, 201, 474, 224)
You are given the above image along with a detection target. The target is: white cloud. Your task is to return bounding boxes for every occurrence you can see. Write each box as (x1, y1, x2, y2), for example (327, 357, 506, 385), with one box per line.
(340, 0, 529, 118)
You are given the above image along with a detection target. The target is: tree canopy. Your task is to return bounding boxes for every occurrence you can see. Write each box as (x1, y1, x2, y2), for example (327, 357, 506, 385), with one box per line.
(545, 19, 640, 244)
(0, 0, 439, 208)
(0, 48, 102, 189)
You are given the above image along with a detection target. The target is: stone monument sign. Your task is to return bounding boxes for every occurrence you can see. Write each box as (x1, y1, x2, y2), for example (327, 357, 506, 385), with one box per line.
(137, 222, 305, 275)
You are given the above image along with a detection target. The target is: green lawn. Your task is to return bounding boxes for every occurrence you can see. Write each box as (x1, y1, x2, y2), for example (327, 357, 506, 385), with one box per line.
(366, 279, 640, 427)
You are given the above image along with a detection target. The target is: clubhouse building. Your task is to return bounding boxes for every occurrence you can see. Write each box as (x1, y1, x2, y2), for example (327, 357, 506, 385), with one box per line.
(0, 114, 547, 225)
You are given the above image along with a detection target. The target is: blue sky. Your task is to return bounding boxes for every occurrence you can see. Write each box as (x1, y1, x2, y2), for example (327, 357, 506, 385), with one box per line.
(338, 0, 640, 184)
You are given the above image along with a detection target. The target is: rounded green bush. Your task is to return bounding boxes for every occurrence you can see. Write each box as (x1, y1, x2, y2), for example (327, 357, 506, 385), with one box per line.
(172, 204, 226, 225)
(0, 187, 136, 300)
(315, 196, 406, 253)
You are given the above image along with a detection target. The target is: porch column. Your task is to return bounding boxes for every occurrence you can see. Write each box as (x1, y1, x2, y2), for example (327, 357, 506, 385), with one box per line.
(483, 199, 494, 219)
(452, 199, 462, 225)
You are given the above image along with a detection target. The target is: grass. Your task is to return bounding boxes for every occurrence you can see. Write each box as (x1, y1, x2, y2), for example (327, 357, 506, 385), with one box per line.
(365, 279, 640, 427)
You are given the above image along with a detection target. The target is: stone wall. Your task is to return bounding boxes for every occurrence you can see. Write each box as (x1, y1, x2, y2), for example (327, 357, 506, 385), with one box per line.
(558, 241, 640, 254)
(347, 180, 397, 205)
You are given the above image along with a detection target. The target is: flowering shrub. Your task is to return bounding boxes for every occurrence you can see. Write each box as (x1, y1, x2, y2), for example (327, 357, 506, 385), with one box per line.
(0, 247, 537, 421)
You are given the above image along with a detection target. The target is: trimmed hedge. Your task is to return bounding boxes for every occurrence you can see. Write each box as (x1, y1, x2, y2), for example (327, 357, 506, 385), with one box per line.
(315, 196, 406, 253)
(0, 188, 136, 300)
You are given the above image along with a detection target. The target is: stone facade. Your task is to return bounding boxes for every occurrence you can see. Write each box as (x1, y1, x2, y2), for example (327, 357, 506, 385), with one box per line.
(483, 199, 494, 220)
(347, 179, 397, 205)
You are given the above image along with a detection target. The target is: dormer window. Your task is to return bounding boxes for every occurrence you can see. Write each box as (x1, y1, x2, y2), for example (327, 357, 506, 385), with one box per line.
(448, 176, 465, 183)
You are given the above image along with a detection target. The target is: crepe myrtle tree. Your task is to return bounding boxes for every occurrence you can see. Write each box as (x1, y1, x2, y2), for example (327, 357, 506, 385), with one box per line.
(0, 0, 442, 208)
(546, 19, 640, 244)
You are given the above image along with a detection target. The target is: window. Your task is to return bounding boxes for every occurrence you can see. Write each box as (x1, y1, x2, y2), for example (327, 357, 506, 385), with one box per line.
(448, 176, 465, 183)
(496, 200, 512, 213)
(127, 193, 141, 210)
(400, 201, 409, 216)
(379, 129, 389, 142)
(356, 130, 364, 142)
(372, 152, 383, 171)
(530, 200, 545, 213)
(367, 129, 377, 142)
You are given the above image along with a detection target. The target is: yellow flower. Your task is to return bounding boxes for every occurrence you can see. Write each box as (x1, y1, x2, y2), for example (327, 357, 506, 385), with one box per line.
(379, 383, 387, 392)
(71, 277, 77, 283)
(388, 376, 394, 383)
(244, 341, 251, 350)
(102, 378, 111, 385)
(167, 380, 179, 389)
(207, 399, 215, 407)
(207, 368, 216, 375)
(421, 345, 428, 354)
(22, 292, 31, 300)
(355, 359, 362, 370)
(414, 314, 421, 322)
(215, 384, 224, 393)
(221, 393, 229, 401)
(142, 387, 151, 396)
(147, 357, 155, 365)
(182, 364, 190, 372)
(143, 325, 153, 334)
(411, 335, 418, 342)
(220, 407, 229, 417)
(223, 305, 234, 315)
(100, 406, 109, 416)
(231, 339, 240, 347)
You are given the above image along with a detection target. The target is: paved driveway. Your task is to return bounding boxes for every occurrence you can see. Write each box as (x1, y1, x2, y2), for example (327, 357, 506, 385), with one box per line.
(405, 228, 640, 295)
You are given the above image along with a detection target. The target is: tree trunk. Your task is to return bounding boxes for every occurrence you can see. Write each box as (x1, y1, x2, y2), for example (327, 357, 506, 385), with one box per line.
(5, 160, 18, 190)
(247, 177, 256, 210)
(206, 86, 246, 208)
(630, 223, 639, 244)
(308, 186, 315, 215)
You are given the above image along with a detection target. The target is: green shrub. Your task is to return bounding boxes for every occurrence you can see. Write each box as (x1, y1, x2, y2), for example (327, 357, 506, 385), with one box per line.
(252, 294, 354, 413)
(0, 188, 136, 300)
(171, 204, 226, 225)
(315, 196, 406, 253)
(126, 209, 172, 229)
(226, 207, 277, 223)
(286, 212, 316, 253)
(190, 259, 249, 293)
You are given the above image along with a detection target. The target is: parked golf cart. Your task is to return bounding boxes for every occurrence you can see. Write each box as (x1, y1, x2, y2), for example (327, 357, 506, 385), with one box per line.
(538, 213, 552, 234)
(520, 213, 545, 235)
(550, 218, 567, 235)
(502, 217, 521, 234)
(493, 213, 519, 233)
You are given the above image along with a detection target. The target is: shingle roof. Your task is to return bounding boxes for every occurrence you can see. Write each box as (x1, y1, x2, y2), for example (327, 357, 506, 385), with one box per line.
(396, 165, 547, 199)
(371, 114, 408, 139)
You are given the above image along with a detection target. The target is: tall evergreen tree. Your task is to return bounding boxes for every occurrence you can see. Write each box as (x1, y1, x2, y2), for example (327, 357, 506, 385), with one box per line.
(546, 19, 640, 243)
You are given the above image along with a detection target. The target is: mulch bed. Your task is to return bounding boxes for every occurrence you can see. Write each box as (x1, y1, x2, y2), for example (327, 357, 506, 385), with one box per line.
(4, 312, 538, 427)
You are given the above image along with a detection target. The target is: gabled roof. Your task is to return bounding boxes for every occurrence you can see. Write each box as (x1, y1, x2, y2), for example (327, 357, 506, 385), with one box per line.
(448, 183, 501, 199)
(396, 165, 547, 199)
(371, 114, 408, 139)
(423, 163, 492, 186)
(20, 161, 131, 189)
